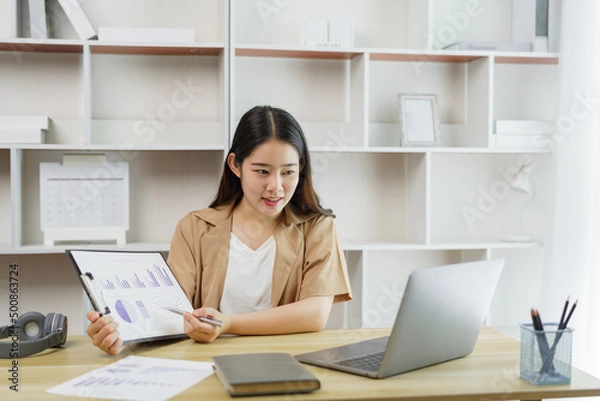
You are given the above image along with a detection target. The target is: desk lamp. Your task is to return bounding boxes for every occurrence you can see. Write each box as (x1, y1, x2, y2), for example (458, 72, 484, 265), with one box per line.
(504, 162, 535, 243)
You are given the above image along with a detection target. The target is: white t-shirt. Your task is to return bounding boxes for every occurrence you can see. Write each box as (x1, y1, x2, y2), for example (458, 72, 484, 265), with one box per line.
(219, 233, 276, 314)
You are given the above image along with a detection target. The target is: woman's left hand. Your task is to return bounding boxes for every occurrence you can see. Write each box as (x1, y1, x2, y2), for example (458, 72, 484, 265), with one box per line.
(183, 307, 228, 343)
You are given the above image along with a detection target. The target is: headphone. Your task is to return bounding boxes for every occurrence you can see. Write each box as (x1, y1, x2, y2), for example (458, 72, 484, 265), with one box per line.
(0, 312, 68, 358)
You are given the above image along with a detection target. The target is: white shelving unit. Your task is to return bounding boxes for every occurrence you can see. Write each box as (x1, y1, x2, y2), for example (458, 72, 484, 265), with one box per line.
(0, 0, 560, 336)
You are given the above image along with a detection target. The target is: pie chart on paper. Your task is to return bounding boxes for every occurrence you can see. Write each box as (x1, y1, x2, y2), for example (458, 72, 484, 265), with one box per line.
(115, 299, 138, 323)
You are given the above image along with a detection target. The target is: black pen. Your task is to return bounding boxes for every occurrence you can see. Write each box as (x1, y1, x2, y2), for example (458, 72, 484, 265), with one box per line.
(162, 305, 223, 327)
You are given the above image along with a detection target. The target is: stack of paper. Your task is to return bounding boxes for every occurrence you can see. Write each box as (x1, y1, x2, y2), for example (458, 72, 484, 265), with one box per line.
(0, 115, 49, 144)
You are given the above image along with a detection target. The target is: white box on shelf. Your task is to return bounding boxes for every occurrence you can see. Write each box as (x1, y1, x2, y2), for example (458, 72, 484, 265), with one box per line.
(0, 128, 45, 144)
(494, 120, 554, 135)
(304, 18, 328, 47)
(98, 27, 195, 44)
(57, 0, 97, 40)
(444, 41, 532, 52)
(0, 114, 49, 130)
(40, 161, 129, 246)
(328, 19, 354, 48)
(491, 134, 552, 148)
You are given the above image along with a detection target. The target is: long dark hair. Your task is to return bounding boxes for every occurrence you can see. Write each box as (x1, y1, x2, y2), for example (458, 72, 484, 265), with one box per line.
(210, 105, 333, 217)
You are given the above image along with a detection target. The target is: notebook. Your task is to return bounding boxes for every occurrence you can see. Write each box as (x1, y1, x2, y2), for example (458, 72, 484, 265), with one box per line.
(212, 353, 320, 397)
(295, 258, 504, 379)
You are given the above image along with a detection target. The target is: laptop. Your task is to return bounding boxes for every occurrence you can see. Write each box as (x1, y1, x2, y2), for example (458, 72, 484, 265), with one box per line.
(295, 258, 504, 379)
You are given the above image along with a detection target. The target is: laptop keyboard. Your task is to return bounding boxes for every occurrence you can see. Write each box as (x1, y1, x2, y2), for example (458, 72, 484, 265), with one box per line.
(335, 351, 384, 372)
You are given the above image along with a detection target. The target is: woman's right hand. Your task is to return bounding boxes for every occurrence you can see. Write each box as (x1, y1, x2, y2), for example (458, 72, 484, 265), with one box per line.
(86, 310, 124, 355)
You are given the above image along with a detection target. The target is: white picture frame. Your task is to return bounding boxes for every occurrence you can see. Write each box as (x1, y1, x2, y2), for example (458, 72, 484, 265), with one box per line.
(398, 94, 441, 146)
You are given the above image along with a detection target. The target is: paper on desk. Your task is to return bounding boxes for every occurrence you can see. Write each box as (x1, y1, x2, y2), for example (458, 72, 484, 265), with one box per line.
(46, 355, 214, 401)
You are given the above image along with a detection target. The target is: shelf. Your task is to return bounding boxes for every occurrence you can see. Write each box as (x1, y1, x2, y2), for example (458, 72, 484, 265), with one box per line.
(0, 144, 227, 151)
(1, 239, 542, 255)
(235, 45, 362, 60)
(234, 45, 560, 65)
(0, 39, 229, 57)
(369, 49, 486, 63)
(1, 145, 551, 155)
(371, 50, 559, 65)
(428, 239, 543, 249)
(90, 42, 225, 56)
(0, 39, 83, 53)
(342, 240, 542, 251)
(310, 146, 553, 154)
(495, 53, 559, 65)
(1, 242, 171, 255)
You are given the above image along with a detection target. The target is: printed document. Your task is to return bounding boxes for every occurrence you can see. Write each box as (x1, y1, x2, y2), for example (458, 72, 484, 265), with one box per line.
(47, 355, 214, 400)
(68, 250, 194, 343)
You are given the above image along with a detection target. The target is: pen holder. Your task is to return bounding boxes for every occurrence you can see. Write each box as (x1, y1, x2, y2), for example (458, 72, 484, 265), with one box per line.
(520, 323, 573, 385)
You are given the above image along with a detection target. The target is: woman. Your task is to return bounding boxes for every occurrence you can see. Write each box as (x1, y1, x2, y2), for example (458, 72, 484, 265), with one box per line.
(87, 105, 352, 355)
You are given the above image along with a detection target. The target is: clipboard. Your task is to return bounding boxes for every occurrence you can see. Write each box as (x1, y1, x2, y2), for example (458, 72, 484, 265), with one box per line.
(66, 249, 194, 344)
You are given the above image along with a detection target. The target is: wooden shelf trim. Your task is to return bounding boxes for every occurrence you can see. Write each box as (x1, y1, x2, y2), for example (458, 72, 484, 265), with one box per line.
(0, 39, 225, 56)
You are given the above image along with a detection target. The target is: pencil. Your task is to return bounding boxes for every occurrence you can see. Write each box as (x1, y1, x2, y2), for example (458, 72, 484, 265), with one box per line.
(535, 309, 546, 331)
(558, 296, 570, 329)
(533, 308, 558, 374)
(542, 301, 578, 374)
(530, 309, 551, 370)
(530, 308, 541, 330)
(561, 299, 578, 329)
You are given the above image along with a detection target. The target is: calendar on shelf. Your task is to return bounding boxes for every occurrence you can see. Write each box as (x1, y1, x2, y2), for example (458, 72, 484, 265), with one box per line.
(40, 160, 129, 246)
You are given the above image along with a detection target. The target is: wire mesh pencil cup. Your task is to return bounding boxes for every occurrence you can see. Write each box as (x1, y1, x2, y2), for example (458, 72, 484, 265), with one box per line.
(520, 323, 573, 385)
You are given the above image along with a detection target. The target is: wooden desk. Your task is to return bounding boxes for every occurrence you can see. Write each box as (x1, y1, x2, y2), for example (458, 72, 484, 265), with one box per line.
(3, 327, 600, 401)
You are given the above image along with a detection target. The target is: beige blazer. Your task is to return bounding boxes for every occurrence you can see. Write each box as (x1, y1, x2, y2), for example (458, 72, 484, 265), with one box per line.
(167, 203, 352, 310)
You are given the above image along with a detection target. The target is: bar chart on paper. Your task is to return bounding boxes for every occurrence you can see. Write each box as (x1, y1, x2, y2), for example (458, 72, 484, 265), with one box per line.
(68, 250, 194, 342)
(47, 355, 214, 401)
(100, 264, 176, 290)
